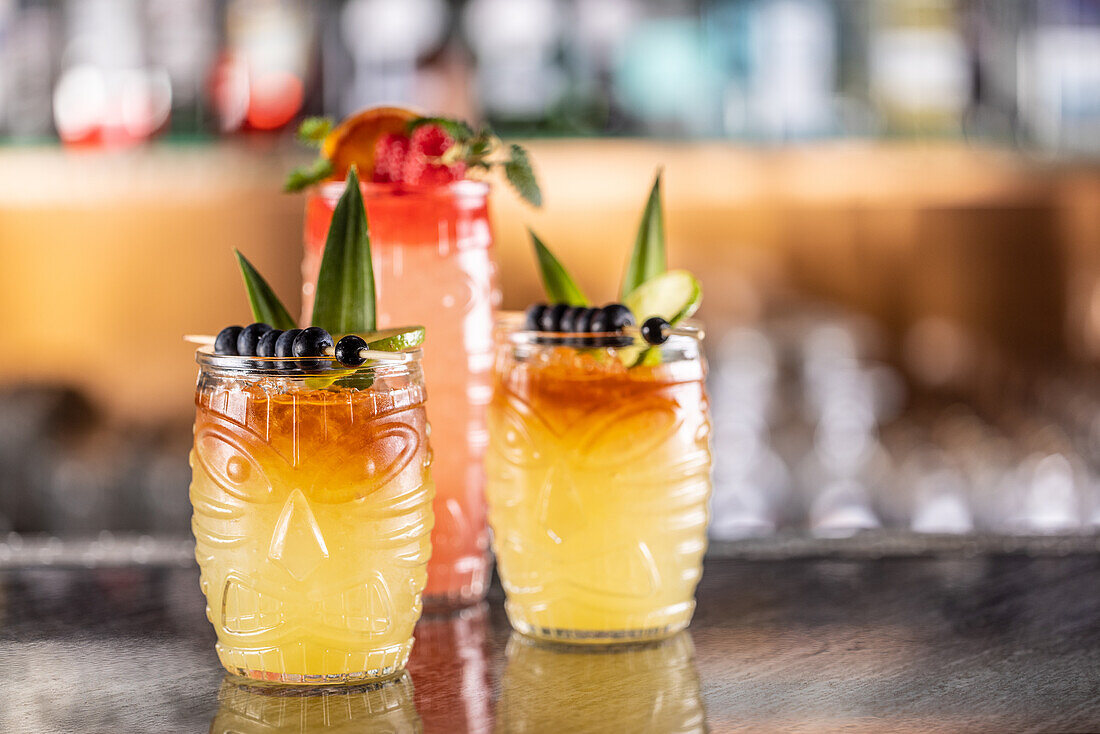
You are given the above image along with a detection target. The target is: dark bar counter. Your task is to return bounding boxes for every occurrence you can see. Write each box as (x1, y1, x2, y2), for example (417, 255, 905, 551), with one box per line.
(3, 552, 1100, 733)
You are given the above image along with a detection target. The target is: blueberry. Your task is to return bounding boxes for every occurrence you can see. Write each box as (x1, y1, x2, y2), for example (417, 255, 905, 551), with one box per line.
(256, 329, 283, 360)
(335, 334, 368, 367)
(589, 308, 611, 333)
(214, 326, 243, 355)
(274, 329, 302, 358)
(294, 327, 334, 369)
(524, 304, 548, 331)
(602, 303, 636, 330)
(236, 323, 272, 356)
(558, 306, 586, 333)
(641, 316, 670, 345)
(539, 304, 570, 332)
(574, 308, 596, 333)
(273, 328, 302, 369)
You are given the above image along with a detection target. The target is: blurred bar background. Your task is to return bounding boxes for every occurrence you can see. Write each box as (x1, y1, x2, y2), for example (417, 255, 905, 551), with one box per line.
(1, 0, 1099, 550)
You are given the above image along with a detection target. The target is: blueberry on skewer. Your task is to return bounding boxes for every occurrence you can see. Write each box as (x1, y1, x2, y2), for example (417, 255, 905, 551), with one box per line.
(574, 307, 595, 333)
(525, 304, 548, 331)
(273, 328, 302, 369)
(335, 335, 369, 367)
(641, 316, 671, 345)
(256, 329, 283, 359)
(214, 326, 243, 355)
(539, 303, 570, 332)
(558, 306, 585, 333)
(601, 303, 635, 330)
(293, 327, 334, 369)
(236, 323, 272, 356)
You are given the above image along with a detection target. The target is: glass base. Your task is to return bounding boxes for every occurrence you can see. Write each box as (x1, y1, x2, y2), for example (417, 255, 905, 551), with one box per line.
(422, 554, 491, 612)
(215, 639, 412, 686)
(509, 618, 690, 647)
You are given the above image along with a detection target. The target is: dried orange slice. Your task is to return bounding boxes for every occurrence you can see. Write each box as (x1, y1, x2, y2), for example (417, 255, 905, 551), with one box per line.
(322, 105, 418, 180)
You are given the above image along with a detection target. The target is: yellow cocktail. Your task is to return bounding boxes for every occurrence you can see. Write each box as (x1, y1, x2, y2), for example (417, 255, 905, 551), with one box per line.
(486, 325, 712, 642)
(190, 349, 434, 683)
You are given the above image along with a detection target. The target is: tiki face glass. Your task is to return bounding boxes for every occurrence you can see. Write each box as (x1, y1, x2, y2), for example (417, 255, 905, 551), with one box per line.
(486, 323, 712, 643)
(190, 349, 433, 684)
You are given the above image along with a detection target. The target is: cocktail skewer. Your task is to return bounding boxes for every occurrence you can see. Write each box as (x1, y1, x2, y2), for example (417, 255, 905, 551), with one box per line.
(183, 334, 412, 363)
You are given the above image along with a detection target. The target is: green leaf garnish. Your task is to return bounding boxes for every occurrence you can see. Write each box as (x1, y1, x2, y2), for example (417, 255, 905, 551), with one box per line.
(406, 116, 543, 207)
(311, 167, 377, 334)
(529, 229, 588, 306)
(296, 117, 333, 148)
(233, 250, 297, 331)
(284, 157, 333, 193)
(621, 170, 666, 300)
(407, 116, 475, 141)
(504, 144, 543, 207)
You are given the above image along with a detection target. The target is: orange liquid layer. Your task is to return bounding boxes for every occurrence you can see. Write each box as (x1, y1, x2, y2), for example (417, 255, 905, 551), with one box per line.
(190, 380, 434, 682)
(304, 182, 493, 606)
(486, 348, 713, 641)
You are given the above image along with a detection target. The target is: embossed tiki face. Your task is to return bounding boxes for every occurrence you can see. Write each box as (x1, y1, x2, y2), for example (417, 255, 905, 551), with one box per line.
(189, 378, 433, 670)
(487, 355, 711, 616)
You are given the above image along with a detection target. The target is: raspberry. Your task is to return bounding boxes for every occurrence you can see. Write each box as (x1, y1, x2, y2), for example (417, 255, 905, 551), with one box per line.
(372, 133, 409, 183)
(403, 157, 466, 186)
(409, 124, 453, 158)
(402, 123, 466, 185)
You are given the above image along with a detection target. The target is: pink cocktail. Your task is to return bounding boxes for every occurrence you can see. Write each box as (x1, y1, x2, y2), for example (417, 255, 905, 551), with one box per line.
(303, 180, 493, 608)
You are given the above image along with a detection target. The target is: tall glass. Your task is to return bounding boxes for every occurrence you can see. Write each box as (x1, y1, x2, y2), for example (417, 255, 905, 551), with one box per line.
(486, 321, 712, 643)
(303, 180, 493, 608)
(190, 349, 434, 684)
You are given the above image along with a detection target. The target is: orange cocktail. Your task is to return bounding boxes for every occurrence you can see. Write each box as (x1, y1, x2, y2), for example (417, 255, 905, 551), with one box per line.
(303, 181, 493, 607)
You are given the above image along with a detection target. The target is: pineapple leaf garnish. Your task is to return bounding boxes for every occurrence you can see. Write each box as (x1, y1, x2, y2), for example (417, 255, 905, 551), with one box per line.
(529, 229, 589, 307)
(311, 167, 377, 335)
(621, 170, 666, 300)
(234, 250, 297, 331)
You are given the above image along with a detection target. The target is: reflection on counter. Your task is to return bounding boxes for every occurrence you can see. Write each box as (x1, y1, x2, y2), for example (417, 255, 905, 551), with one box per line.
(495, 632, 705, 734)
(407, 604, 492, 734)
(210, 674, 422, 734)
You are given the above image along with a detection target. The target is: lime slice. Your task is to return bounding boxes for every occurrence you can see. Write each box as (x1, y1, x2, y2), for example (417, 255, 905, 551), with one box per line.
(623, 270, 701, 326)
(360, 326, 425, 351)
(619, 270, 701, 369)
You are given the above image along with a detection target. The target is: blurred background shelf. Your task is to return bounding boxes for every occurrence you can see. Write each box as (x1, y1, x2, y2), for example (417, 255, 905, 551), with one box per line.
(2, 141, 1097, 421)
(2, 0, 1099, 545)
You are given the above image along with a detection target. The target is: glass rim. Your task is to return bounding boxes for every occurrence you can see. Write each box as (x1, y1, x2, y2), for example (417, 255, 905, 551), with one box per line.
(194, 345, 423, 375)
(493, 311, 705, 348)
(314, 177, 489, 200)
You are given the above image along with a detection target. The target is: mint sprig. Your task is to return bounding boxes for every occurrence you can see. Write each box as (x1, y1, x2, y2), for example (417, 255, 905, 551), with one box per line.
(621, 170, 666, 300)
(529, 229, 589, 306)
(407, 117, 475, 141)
(408, 116, 543, 207)
(311, 167, 377, 335)
(234, 250, 297, 331)
(504, 144, 542, 207)
(297, 117, 333, 148)
(284, 157, 333, 193)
